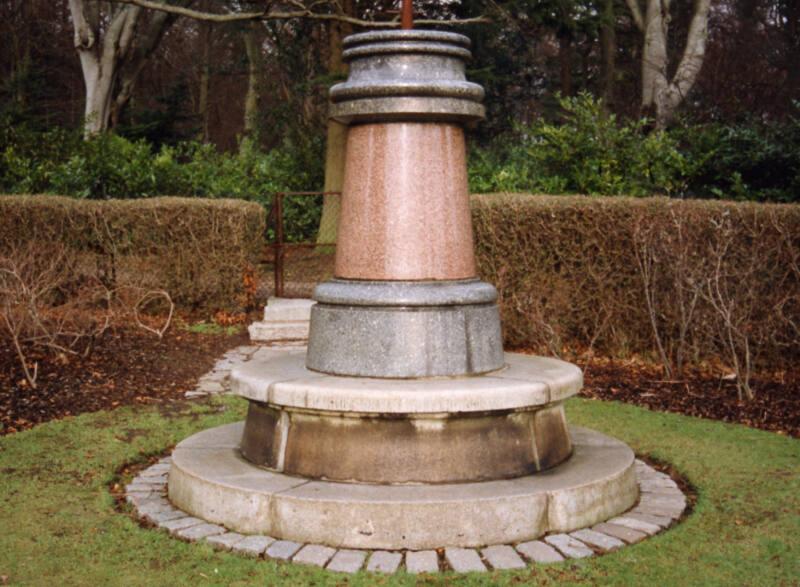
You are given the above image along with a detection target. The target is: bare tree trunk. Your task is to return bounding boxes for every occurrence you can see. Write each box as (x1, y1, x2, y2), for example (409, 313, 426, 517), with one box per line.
(317, 0, 354, 244)
(625, 0, 712, 128)
(68, 0, 188, 137)
(197, 4, 212, 142)
(558, 31, 574, 96)
(599, 0, 617, 107)
(242, 21, 263, 140)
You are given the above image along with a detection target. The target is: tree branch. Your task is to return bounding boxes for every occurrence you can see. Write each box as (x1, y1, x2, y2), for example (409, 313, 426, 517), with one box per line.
(625, 0, 645, 31)
(108, 0, 490, 27)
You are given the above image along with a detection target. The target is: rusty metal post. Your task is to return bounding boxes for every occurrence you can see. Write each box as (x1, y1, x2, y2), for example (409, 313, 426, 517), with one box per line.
(401, 0, 413, 29)
(274, 192, 285, 298)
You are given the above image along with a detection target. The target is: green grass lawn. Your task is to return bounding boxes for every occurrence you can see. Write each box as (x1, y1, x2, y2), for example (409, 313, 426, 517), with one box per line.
(0, 396, 797, 586)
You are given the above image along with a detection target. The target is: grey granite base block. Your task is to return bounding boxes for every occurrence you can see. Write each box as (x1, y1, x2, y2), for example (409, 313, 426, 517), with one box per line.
(306, 279, 503, 378)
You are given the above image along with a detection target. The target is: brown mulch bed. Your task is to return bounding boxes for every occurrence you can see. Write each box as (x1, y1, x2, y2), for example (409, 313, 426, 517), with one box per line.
(580, 358, 800, 438)
(1, 326, 249, 435)
(3, 326, 798, 439)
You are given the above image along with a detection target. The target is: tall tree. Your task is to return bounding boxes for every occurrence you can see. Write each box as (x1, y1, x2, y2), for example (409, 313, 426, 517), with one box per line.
(68, 0, 190, 136)
(625, 0, 713, 127)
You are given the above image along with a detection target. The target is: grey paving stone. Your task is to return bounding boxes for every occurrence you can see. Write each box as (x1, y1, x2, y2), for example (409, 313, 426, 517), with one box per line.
(444, 548, 487, 572)
(592, 523, 647, 544)
(265, 540, 303, 560)
(327, 549, 367, 573)
(366, 551, 402, 573)
(205, 532, 246, 551)
(140, 464, 171, 477)
(126, 483, 160, 493)
(640, 494, 686, 506)
(159, 516, 204, 534)
(198, 380, 225, 393)
(131, 478, 166, 489)
(126, 492, 154, 506)
(570, 528, 625, 552)
(631, 504, 683, 519)
(639, 478, 679, 489)
(405, 550, 439, 574)
(293, 544, 336, 567)
(544, 534, 594, 559)
(516, 540, 565, 563)
(608, 516, 661, 536)
(144, 508, 186, 524)
(135, 474, 168, 485)
(158, 456, 172, 465)
(481, 545, 526, 570)
(176, 523, 226, 541)
(232, 535, 274, 557)
(136, 499, 173, 516)
(185, 391, 209, 399)
(625, 512, 673, 528)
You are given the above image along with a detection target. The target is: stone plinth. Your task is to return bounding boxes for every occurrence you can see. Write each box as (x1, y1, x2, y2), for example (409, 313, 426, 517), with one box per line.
(248, 297, 314, 342)
(168, 423, 638, 550)
(232, 351, 581, 483)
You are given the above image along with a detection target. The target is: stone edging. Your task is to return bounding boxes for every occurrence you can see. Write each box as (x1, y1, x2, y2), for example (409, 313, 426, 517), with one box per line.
(124, 457, 688, 574)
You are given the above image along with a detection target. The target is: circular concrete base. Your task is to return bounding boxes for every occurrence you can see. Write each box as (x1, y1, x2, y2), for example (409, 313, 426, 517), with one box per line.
(168, 423, 638, 550)
(231, 351, 583, 483)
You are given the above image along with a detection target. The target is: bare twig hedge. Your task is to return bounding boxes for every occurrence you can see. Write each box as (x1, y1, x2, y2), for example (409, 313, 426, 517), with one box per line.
(472, 194, 800, 396)
(0, 196, 265, 313)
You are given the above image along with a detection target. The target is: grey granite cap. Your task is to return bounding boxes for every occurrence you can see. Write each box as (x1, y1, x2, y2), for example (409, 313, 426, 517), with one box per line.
(329, 29, 484, 124)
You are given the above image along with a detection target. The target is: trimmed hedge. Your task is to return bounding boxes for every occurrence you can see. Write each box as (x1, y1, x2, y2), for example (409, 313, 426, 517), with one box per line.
(472, 194, 800, 378)
(0, 195, 265, 312)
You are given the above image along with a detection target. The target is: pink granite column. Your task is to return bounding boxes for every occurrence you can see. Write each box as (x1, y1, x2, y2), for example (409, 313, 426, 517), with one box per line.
(335, 122, 476, 281)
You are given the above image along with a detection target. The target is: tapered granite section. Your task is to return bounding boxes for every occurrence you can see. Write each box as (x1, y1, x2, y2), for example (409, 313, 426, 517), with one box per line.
(335, 122, 475, 280)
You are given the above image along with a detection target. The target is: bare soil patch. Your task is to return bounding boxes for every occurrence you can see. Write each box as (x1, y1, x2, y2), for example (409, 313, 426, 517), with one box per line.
(1, 325, 248, 435)
(580, 358, 799, 438)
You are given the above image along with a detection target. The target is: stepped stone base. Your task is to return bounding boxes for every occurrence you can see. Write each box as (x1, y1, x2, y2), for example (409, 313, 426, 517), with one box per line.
(231, 351, 583, 484)
(168, 423, 638, 550)
(248, 298, 314, 342)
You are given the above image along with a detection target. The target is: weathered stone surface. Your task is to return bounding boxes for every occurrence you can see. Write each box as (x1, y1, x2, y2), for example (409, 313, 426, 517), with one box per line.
(592, 523, 647, 544)
(248, 321, 310, 343)
(233, 352, 580, 413)
(624, 512, 673, 528)
(233, 535, 275, 557)
(444, 548, 486, 572)
(242, 399, 573, 483)
(140, 464, 171, 477)
(265, 540, 302, 560)
(306, 300, 503, 378)
(314, 279, 496, 307)
(143, 508, 186, 525)
(293, 544, 336, 567)
(168, 423, 637, 549)
(405, 551, 439, 574)
(160, 516, 204, 534)
(608, 517, 661, 536)
(176, 523, 226, 541)
(544, 534, 594, 559)
(515, 540, 564, 563)
(205, 532, 246, 551)
(366, 551, 402, 573)
(198, 380, 225, 394)
(329, 30, 484, 125)
(185, 391, 209, 399)
(327, 549, 367, 573)
(570, 528, 624, 551)
(480, 545, 526, 570)
(262, 298, 315, 322)
(630, 503, 684, 519)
